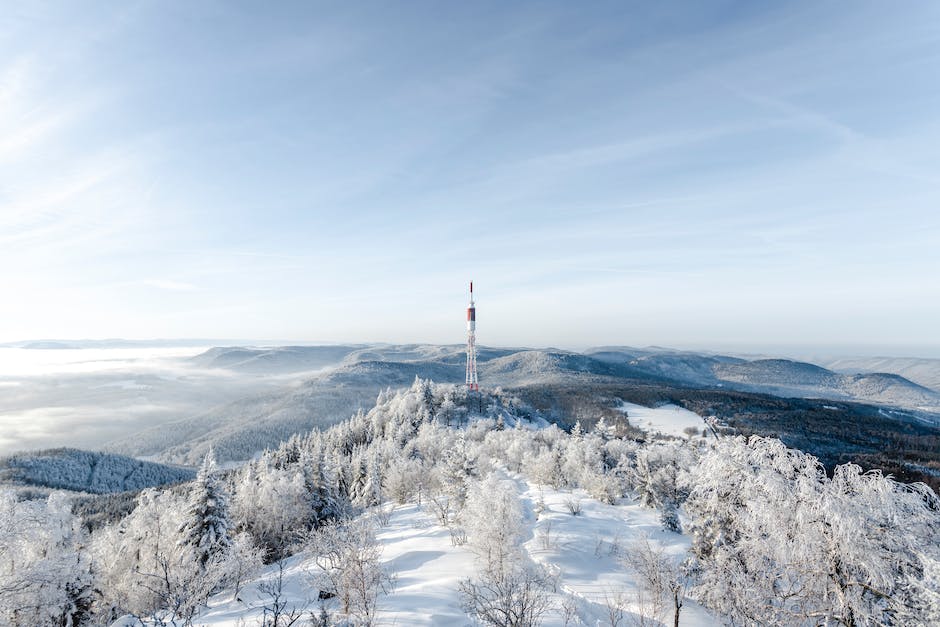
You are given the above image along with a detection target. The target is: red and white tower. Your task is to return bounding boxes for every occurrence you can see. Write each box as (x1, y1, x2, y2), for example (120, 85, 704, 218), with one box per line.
(465, 281, 479, 391)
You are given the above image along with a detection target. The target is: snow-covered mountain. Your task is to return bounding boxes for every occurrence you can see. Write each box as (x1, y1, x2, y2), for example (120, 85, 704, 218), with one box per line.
(813, 355, 940, 393)
(587, 349, 940, 413)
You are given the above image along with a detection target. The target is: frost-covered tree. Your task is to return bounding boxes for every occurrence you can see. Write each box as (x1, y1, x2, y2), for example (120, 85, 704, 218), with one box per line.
(458, 564, 552, 627)
(306, 517, 392, 625)
(440, 438, 478, 512)
(0, 490, 94, 626)
(437, 392, 458, 427)
(592, 416, 616, 441)
(632, 443, 691, 532)
(178, 451, 232, 570)
(557, 429, 617, 504)
(232, 458, 312, 560)
(349, 447, 383, 508)
(685, 436, 940, 626)
(417, 376, 437, 415)
(90, 487, 194, 621)
(806, 463, 940, 625)
(570, 421, 583, 439)
(462, 473, 525, 578)
(623, 535, 688, 627)
(221, 531, 265, 602)
(458, 469, 549, 627)
(297, 444, 343, 525)
(384, 456, 426, 505)
(525, 446, 565, 489)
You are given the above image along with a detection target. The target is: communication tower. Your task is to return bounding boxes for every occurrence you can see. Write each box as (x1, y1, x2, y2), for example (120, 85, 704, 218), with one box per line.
(465, 281, 479, 391)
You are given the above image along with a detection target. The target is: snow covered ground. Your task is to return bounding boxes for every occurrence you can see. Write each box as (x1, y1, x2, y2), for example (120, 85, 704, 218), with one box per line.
(185, 475, 714, 626)
(187, 503, 479, 626)
(517, 478, 713, 626)
(618, 402, 705, 438)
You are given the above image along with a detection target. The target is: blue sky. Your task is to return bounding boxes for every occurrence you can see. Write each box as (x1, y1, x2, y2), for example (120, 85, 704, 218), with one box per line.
(2, 1, 938, 355)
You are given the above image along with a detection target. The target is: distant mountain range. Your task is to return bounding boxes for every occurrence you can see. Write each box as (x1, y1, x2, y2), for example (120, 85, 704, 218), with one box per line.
(584, 349, 940, 412)
(7, 340, 936, 471)
(811, 355, 940, 394)
(188, 344, 940, 413)
(93, 343, 940, 466)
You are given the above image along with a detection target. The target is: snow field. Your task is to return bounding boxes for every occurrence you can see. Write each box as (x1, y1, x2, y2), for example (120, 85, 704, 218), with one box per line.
(618, 402, 705, 438)
(373, 504, 478, 625)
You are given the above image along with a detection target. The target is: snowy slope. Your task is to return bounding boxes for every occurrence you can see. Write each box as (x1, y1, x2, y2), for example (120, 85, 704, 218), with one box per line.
(70, 380, 937, 627)
(519, 481, 713, 626)
(371, 505, 479, 625)
(184, 478, 714, 627)
(178, 504, 479, 626)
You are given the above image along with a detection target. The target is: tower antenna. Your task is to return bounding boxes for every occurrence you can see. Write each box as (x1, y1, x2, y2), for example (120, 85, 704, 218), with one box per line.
(465, 281, 478, 391)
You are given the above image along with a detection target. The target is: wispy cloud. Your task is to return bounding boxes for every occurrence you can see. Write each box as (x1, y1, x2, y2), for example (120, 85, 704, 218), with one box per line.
(141, 279, 199, 292)
(726, 88, 861, 143)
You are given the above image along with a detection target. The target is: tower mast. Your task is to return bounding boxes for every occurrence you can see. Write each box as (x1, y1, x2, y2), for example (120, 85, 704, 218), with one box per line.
(465, 281, 479, 391)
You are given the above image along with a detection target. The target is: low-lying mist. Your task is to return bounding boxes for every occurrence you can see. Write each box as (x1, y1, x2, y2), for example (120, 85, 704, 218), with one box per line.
(0, 346, 323, 456)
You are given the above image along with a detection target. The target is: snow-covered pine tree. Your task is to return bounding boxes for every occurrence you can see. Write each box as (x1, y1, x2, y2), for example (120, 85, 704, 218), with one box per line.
(316, 448, 345, 522)
(418, 376, 436, 414)
(178, 450, 232, 570)
(571, 420, 583, 439)
(352, 448, 383, 508)
(593, 416, 614, 441)
(298, 446, 324, 526)
(438, 392, 457, 427)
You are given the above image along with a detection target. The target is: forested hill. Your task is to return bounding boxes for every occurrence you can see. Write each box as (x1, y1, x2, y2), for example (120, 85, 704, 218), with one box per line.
(0, 448, 195, 494)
